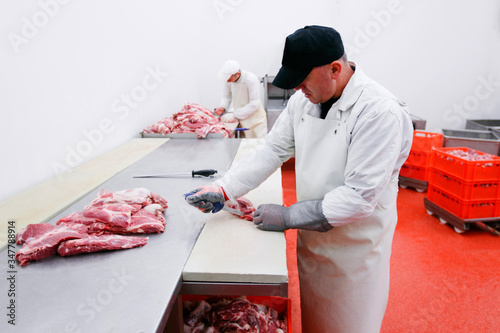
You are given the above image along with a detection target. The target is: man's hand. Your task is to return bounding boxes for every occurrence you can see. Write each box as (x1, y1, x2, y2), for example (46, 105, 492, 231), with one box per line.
(253, 204, 289, 231)
(214, 107, 225, 116)
(185, 185, 226, 213)
(254, 200, 333, 232)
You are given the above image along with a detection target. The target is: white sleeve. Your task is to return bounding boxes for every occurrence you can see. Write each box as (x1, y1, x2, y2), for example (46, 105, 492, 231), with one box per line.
(219, 82, 232, 110)
(322, 100, 410, 226)
(233, 73, 262, 120)
(216, 104, 296, 201)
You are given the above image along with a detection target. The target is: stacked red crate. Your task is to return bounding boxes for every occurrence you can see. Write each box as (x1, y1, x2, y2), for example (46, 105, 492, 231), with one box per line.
(427, 147, 500, 219)
(400, 131, 443, 181)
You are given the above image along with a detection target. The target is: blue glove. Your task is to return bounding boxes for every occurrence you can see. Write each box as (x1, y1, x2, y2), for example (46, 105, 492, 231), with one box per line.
(253, 200, 333, 232)
(184, 185, 225, 213)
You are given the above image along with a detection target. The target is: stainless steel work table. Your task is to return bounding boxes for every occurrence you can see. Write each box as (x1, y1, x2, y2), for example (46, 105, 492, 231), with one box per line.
(0, 138, 288, 332)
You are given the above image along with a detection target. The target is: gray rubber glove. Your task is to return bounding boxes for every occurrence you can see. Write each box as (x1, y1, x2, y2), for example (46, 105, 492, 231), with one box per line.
(253, 200, 333, 232)
(184, 185, 225, 213)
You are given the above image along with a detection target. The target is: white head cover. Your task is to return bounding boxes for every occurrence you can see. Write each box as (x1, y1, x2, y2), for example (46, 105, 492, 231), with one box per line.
(218, 60, 240, 81)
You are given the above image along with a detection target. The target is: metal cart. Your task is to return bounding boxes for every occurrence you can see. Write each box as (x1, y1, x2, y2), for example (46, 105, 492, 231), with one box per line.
(424, 198, 500, 235)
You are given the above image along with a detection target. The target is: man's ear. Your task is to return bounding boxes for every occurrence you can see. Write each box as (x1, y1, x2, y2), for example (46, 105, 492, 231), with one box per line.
(330, 61, 342, 79)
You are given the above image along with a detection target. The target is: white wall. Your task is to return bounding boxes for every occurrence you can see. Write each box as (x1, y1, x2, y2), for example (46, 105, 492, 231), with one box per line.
(1, 0, 500, 202)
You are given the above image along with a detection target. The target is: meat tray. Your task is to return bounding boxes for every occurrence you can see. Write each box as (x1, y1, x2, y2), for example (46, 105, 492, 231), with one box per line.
(140, 132, 225, 139)
(442, 128, 500, 155)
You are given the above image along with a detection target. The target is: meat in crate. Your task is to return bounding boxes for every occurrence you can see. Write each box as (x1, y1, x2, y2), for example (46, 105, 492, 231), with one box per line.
(182, 294, 291, 333)
(431, 147, 500, 181)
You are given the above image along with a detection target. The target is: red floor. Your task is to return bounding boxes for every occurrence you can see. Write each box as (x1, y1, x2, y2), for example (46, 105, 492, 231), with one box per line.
(280, 161, 500, 333)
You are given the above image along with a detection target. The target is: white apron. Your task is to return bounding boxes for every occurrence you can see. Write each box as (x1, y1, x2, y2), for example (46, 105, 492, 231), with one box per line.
(232, 82, 268, 138)
(295, 107, 398, 333)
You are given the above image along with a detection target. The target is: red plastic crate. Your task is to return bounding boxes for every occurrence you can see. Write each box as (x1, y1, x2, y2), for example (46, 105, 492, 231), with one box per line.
(411, 130, 443, 152)
(400, 163, 428, 180)
(428, 168, 500, 200)
(182, 295, 292, 332)
(427, 184, 500, 219)
(431, 147, 500, 181)
(405, 150, 433, 167)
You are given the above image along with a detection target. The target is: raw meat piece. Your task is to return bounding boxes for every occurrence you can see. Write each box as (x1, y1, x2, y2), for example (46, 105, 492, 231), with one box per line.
(58, 205, 165, 234)
(150, 193, 169, 210)
(57, 221, 119, 236)
(87, 209, 165, 234)
(183, 297, 287, 333)
(143, 204, 166, 225)
(209, 123, 234, 138)
(16, 223, 55, 245)
(143, 117, 177, 134)
(226, 197, 256, 221)
(83, 203, 135, 228)
(15, 225, 88, 266)
(57, 211, 104, 225)
(85, 188, 154, 208)
(184, 300, 212, 328)
(57, 235, 148, 257)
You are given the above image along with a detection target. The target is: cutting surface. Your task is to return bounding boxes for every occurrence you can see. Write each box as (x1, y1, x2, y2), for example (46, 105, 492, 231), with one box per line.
(183, 139, 288, 284)
(0, 138, 241, 333)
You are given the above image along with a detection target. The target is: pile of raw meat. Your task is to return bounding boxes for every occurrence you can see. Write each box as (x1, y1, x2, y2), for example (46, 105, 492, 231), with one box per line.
(446, 149, 496, 161)
(183, 296, 287, 333)
(15, 188, 168, 266)
(143, 103, 234, 138)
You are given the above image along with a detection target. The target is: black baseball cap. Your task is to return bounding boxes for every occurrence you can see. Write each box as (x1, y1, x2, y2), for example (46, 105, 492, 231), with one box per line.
(272, 25, 345, 89)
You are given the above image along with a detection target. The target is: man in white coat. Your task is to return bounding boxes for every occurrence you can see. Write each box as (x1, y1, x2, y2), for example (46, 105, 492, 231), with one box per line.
(215, 60, 268, 138)
(186, 26, 413, 332)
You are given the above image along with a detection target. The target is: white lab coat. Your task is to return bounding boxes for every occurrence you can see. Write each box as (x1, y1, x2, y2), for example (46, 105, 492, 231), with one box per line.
(220, 70, 267, 138)
(217, 64, 413, 332)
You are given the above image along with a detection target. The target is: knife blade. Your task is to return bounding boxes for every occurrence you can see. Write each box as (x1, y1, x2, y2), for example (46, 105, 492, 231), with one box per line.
(222, 206, 245, 216)
(134, 169, 218, 178)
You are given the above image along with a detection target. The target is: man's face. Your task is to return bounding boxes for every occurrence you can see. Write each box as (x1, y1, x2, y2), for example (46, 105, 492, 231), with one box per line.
(294, 64, 336, 104)
(227, 71, 241, 83)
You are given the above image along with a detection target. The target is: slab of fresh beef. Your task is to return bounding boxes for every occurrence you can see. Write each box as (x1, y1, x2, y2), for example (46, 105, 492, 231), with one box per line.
(183, 297, 287, 333)
(142, 204, 166, 225)
(87, 208, 165, 234)
(226, 197, 256, 221)
(83, 203, 136, 228)
(57, 235, 148, 257)
(16, 223, 55, 245)
(150, 192, 169, 210)
(57, 211, 103, 225)
(15, 225, 88, 266)
(85, 188, 156, 208)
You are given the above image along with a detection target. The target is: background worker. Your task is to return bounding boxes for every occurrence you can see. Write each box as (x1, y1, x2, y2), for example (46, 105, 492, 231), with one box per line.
(186, 25, 413, 332)
(214, 60, 268, 138)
